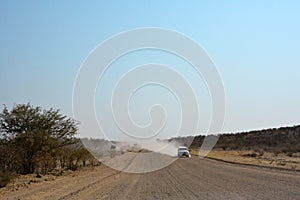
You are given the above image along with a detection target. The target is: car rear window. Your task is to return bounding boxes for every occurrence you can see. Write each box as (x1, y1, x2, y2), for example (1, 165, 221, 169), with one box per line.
(179, 147, 187, 151)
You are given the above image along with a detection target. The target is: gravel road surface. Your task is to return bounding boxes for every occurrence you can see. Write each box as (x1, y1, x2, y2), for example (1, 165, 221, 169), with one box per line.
(1, 155, 299, 200)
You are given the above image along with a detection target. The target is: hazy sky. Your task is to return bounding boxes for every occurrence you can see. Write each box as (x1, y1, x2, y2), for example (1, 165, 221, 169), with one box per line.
(1, 1, 300, 137)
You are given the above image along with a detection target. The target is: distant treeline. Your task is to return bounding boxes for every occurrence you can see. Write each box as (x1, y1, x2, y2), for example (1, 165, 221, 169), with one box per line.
(188, 126, 300, 153)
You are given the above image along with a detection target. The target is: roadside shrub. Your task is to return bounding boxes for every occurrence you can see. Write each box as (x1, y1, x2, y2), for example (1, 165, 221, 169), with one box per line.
(273, 149, 281, 157)
(242, 153, 257, 158)
(0, 104, 80, 176)
(256, 149, 264, 156)
(0, 171, 12, 187)
(286, 152, 293, 157)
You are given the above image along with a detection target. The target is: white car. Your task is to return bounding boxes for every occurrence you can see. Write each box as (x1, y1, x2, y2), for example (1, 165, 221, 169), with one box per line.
(177, 146, 191, 157)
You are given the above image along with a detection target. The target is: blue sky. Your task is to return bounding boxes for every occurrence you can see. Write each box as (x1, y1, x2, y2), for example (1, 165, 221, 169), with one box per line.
(1, 1, 300, 136)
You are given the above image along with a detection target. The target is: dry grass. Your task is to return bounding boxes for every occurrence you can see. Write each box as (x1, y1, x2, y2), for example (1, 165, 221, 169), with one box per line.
(190, 149, 300, 171)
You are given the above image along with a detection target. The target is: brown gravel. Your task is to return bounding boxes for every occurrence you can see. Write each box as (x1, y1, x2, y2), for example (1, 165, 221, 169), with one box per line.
(1, 155, 300, 200)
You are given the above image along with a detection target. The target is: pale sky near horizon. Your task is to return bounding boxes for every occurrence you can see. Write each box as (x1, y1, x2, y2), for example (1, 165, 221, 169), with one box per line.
(1, 1, 300, 138)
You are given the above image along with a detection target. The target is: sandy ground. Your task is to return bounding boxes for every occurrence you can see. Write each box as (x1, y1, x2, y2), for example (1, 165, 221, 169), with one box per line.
(1, 154, 300, 200)
(190, 149, 300, 171)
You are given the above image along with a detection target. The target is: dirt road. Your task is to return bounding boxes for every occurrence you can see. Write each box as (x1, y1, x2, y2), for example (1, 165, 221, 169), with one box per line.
(1, 155, 300, 200)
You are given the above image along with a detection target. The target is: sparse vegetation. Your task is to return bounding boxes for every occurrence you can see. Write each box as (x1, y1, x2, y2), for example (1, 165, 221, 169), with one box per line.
(188, 126, 300, 157)
(0, 170, 12, 187)
(242, 152, 257, 158)
(0, 103, 97, 187)
(177, 126, 300, 170)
